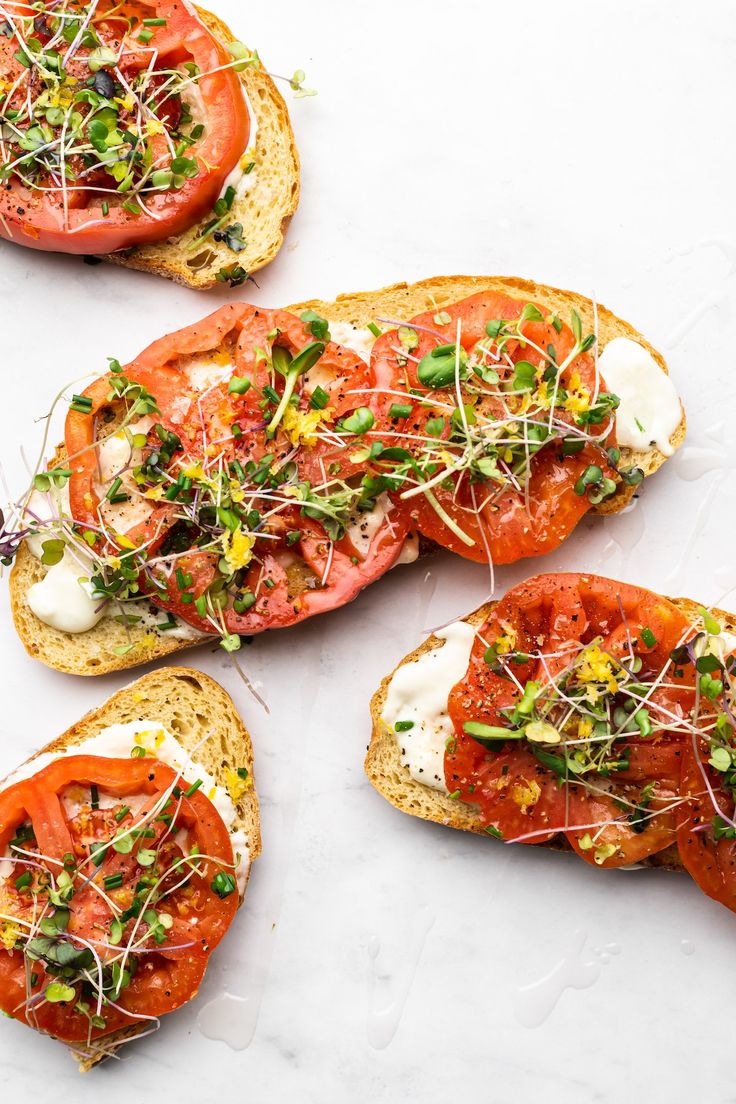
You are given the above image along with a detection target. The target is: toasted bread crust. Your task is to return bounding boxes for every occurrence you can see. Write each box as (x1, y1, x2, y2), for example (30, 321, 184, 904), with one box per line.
(9, 276, 683, 675)
(366, 593, 735, 873)
(0, 666, 261, 1070)
(100, 7, 300, 288)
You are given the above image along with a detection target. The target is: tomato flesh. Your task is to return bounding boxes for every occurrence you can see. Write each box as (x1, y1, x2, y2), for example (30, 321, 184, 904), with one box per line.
(368, 291, 619, 563)
(0, 1, 249, 254)
(0, 755, 237, 1043)
(446, 574, 693, 865)
(63, 303, 412, 637)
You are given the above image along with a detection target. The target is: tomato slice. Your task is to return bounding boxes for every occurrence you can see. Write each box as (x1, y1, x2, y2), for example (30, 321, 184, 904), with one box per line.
(0, 754, 238, 1043)
(63, 303, 412, 638)
(0, 1, 249, 254)
(367, 291, 620, 563)
(446, 573, 693, 863)
(677, 732, 736, 912)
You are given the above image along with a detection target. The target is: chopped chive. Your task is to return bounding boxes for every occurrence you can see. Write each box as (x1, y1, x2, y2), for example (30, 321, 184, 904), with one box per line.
(211, 871, 237, 898)
(640, 627, 657, 648)
(70, 394, 93, 414)
(309, 385, 330, 410)
(394, 720, 415, 732)
(114, 805, 130, 822)
(105, 477, 128, 503)
(130, 746, 146, 759)
(14, 872, 32, 890)
(104, 872, 124, 890)
(156, 613, 179, 631)
(184, 780, 203, 797)
(367, 322, 381, 337)
(389, 403, 413, 419)
(90, 784, 99, 810)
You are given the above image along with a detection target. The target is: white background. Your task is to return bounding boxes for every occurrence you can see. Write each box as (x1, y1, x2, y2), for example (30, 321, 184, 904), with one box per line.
(1, 0, 735, 1100)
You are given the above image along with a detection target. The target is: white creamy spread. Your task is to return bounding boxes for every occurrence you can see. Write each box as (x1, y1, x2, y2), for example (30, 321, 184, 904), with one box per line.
(382, 620, 476, 791)
(346, 493, 393, 558)
(27, 550, 104, 633)
(22, 476, 196, 639)
(599, 337, 681, 456)
(327, 321, 378, 364)
(0, 719, 249, 892)
(395, 532, 420, 565)
(218, 87, 259, 201)
(185, 353, 234, 392)
(96, 417, 155, 534)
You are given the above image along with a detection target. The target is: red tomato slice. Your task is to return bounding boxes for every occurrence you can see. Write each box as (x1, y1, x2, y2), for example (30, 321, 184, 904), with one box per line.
(64, 303, 412, 636)
(446, 745, 567, 845)
(677, 734, 736, 913)
(367, 291, 618, 563)
(0, 1, 249, 254)
(446, 573, 693, 863)
(0, 754, 237, 1043)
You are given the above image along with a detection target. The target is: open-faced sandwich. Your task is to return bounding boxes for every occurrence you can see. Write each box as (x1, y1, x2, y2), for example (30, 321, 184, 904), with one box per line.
(367, 572, 736, 916)
(0, 0, 300, 287)
(3, 276, 684, 675)
(0, 666, 259, 1069)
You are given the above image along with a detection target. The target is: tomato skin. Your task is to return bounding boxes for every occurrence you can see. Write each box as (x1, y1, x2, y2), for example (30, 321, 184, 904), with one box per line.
(564, 782, 680, 868)
(408, 443, 607, 564)
(446, 745, 567, 845)
(368, 291, 617, 564)
(65, 303, 412, 637)
(0, 754, 238, 1042)
(677, 735, 736, 912)
(446, 573, 693, 864)
(0, 1, 249, 254)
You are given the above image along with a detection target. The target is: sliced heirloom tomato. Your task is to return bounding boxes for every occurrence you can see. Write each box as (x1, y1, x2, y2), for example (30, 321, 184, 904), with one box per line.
(0, 754, 237, 1043)
(0, 0, 249, 253)
(677, 722, 736, 913)
(64, 302, 413, 638)
(446, 574, 693, 864)
(367, 291, 619, 563)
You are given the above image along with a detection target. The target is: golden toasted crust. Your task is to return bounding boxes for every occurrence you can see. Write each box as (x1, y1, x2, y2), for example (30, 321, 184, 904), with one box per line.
(9, 276, 683, 675)
(365, 591, 733, 873)
(101, 7, 300, 288)
(0, 666, 260, 1070)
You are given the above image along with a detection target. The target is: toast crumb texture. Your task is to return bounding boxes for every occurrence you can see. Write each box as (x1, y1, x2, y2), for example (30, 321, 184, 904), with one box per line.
(102, 8, 300, 288)
(365, 594, 728, 874)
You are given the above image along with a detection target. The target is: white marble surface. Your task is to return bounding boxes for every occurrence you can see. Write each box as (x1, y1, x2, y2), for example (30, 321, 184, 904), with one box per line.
(1, 0, 735, 1099)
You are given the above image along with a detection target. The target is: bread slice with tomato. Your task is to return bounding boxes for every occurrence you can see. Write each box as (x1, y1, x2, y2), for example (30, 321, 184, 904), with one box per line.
(0, 665, 260, 1070)
(366, 573, 736, 915)
(0, 2, 299, 289)
(7, 276, 683, 676)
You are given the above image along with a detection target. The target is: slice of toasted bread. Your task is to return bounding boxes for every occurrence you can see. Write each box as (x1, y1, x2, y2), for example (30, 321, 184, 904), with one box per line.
(101, 7, 300, 289)
(366, 593, 733, 874)
(8, 275, 683, 676)
(0, 665, 261, 1071)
